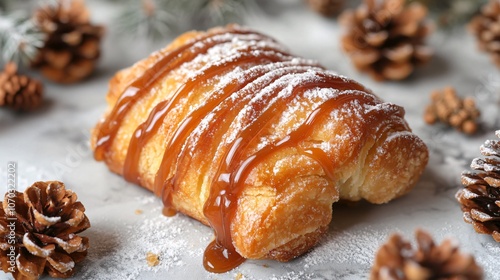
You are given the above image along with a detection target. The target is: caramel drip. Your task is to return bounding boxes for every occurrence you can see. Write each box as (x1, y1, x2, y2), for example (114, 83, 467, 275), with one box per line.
(124, 46, 294, 186)
(162, 207, 177, 217)
(203, 74, 371, 273)
(94, 28, 257, 161)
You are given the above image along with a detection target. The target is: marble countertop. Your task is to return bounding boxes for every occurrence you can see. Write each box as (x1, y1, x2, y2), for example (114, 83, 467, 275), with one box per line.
(1, 1, 499, 279)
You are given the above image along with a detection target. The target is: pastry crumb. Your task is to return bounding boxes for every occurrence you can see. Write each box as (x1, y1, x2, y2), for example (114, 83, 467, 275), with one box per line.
(235, 272, 243, 280)
(146, 252, 160, 267)
(135, 209, 143, 215)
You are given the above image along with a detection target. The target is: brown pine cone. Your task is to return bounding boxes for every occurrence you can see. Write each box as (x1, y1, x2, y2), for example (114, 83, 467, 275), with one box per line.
(469, 0, 500, 67)
(31, 0, 104, 84)
(0, 62, 43, 111)
(423, 86, 480, 135)
(371, 229, 483, 280)
(0, 181, 90, 280)
(339, 0, 433, 81)
(457, 130, 500, 242)
(305, 0, 344, 17)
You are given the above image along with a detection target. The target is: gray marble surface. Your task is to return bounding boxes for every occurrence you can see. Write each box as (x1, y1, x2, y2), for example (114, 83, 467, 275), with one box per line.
(1, 1, 499, 279)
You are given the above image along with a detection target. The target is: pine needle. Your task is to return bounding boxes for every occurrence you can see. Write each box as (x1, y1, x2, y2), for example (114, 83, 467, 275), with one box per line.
(114, 0, 176, 41)
(191, 0, 257, 27)
(0, 11, 45, 65)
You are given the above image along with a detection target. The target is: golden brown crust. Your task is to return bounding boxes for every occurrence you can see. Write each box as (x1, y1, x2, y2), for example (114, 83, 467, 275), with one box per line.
(91, 25, 428, 262)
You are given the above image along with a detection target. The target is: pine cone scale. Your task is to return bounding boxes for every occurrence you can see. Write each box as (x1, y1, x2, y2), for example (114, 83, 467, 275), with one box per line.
(381, 62, 412, 80)
(365, 31, 389, 47)
(16, 249, 46, 279)
(350, 49, 381, 67)
(397, 3, 427, 25)
(47, 251, 75, 274)
(471, 208, 498, 222)
(69, 210, 86, 226)
(23, 233, 55, 258)
(403, 261, 431, 280)
(383, 43, 413, 63)
(481, 139, 500, 156)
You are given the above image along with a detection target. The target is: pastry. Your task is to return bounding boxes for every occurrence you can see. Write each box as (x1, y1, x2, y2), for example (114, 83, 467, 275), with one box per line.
(91, 25, 428, 272)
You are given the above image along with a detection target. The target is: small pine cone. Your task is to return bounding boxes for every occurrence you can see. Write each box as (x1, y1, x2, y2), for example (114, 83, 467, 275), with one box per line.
(32, 0, 104, 84)
(457, 130, 500, 242)
(0, 62, 43, 111)
(339, 0, 433, 81)
(423, 86, 480, 135)
(0, 181, 90, 280)
(469, 0, 500, 67)
(371, 229, 483, 280)
(305, 0, 344, 17)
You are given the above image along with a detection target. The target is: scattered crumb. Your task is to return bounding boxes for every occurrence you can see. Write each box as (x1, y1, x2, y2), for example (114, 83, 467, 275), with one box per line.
(135, 209, 143, 215)
(263, 264, 269, 268)
(146, 252, 160, 267)
(235, 272, 243, 280)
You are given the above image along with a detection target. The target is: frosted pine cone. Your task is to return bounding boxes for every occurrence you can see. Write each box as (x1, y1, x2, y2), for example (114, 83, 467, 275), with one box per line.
(371, 230, 483, 280)
(0, 62, 44, 111)
(32, 0, 104, 84)
(0, 181, 90, 280)
(339, 0, 433, 81)
(469, 0, 500, 67)
(457, 130, 500, 242)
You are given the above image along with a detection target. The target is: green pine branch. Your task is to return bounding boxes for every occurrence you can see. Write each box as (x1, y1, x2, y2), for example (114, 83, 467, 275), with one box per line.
(114, 0, 177, 40)
(112, 0, 257, 40)
(192, 0, 257, 27)
(0, 11, 45, 65)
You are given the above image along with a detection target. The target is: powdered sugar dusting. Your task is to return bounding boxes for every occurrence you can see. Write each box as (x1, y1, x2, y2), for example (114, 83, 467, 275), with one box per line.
(270, 271, 314, 280)
(302, 227, 387, 269)
(477, 241, 500, 278)
(80, 204, 194, 280)
(188, 64, 318, 149)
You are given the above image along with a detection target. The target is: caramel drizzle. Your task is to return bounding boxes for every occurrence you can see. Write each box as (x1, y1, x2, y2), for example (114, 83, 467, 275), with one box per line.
(124, 45, 295, 186)
(152, 65, 324, 208)
(94, 27, 260, 161)
(203, 73, 372, 272)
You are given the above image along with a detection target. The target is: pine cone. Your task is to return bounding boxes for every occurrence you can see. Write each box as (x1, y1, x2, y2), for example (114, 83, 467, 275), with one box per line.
(0, 181, 90, 280)
(306, 0, 344, 17)
(32, 0, 104, 84)
(371, 229, 483, 280)
(339, 0, 433, 81)
(457, 130, 500, 242)
(469, 0, 500, 67)
(0, 62, 43, 111)
(423, 86, 480, 135)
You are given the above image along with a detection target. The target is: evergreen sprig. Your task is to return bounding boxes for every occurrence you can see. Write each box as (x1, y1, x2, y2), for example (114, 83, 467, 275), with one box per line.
(192, 0, 256, 27)
(112, 0, 256, 40)
(0, 11, 45, 65)
(114, 0, 177, 40)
